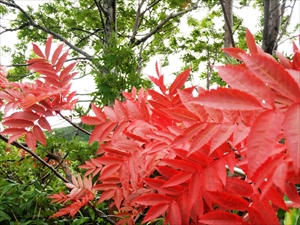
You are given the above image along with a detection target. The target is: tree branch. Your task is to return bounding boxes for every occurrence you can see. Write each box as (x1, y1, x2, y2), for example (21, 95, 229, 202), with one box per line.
(0, 0, 93, 60)
(219, 0, 235, 47)
(57, 111, 91, 136)
(0, 134, 69, 183)
(130, 0, 147, 44)
(133, 0, 200, 46)
(93, 0, 106, 35)
(0, 22, 29, 35)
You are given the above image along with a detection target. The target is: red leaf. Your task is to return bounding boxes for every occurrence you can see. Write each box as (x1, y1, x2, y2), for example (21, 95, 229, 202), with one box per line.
(56, 51, 68, 72)
(207, 191, 249, 210)
(38, 117, 52, 132)
(160, 159, 196, 172)
(126, 100, 142, 120)
(192, 88, 262, 110)
(199, 211, 243, 225)
(216, 65, 275, 109)
(32, 43, 45, 58)
(210, 123, 236, 154)
(166, 108, 199, 122)
(162, 172, 192, 188)
(134, 194, 172, 206)
(246, 110, 283, 176)
(189, 123, 219, 155)
(33, 125, 46, 145)
(169, 68, 191, 95)
(89, 122, 116, 144)
(81, 115, 103, 125)
(91, 103, 106, 122)
(148, 90, 171, 107)
(142, 203, 169, 224)
(246, 28, 258, 54)
(225, 177, 253, 198)
(240, 53, 300, 102)
(2, 119, 34, 128)
(283, 103, 300, 171)
(166, 200, 182, 225)
(45, 36, 52, 59)
(51, 44, 64, 65)
(25, 131, 37, 151)
(59, 62, 76, 81)
(104, 106, 119, 122)
(10, 111, 40, 121)
(222, 47, 246, 61)
(0, 128, 27, 136)
(233, 122, 250, 147)
(276, 51, 292, 69)
(203, 166, 223, 192)
(114, 100, 128, 121)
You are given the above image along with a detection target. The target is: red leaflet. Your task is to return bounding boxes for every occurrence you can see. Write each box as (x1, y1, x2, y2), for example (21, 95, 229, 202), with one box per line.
(59, 62, 76, 81)
(162, 171, 192, 188)
(32, 43, 45, 58)
(2, 119, 34, 128)
(216, 65, 275, 109)
(160, 159, 196, 172)
(103, 106, 119, 122)
(199, 211, 243, 225)
(148, 89, 171, 107)
(222, 47, 246, 61)
(207, 191, 249, 211)
(233, 122, 250, 147)
(166, 108, 199, 122)
(89, 121, 116, 144)
(25, 131, 37, 151)
(246, 28, 258, 54)
(10, 111, 40, 121)
(225, 177, 253, 198)
(81, 115, 103, 125)
(142, 203, 169, 224)
(192, 88, 262, 111)
(134, 194, 172, 206)
(210, 123, 236, 154)
(45, 35, 52, 59)
(283, 103, 300, 171)
(51, 44, 64, 65)
(114, 100, 128, 121)
(55, 51, 69, 72)
(38, 117, 52, 132)
(276, 51, 292, 69)
(169, 68, 191, 95)
(240, 53, 300, 102)
(189, 123, 219, 155)
(91, 103, 106, 122)
(33, 125, 46, 145)
(165, 200, 182, 225)
(246, 110, 283, 176)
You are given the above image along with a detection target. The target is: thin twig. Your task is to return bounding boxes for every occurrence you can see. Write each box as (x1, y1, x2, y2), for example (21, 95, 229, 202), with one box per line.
(57, 111, 91, 136)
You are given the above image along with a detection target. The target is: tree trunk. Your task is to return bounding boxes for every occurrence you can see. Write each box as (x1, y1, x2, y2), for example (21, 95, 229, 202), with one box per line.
(262, 0, 281, 54)
(103, 0, 116, 45)
(223, 0, 233, 48)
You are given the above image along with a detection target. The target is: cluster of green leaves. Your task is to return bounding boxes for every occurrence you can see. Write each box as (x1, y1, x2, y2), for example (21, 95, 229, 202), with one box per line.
(0, 130, 99, 224)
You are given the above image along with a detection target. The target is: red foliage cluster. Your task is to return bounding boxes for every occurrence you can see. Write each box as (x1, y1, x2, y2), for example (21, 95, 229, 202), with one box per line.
(0, 36, 78, 150)
(1, 29, 299, 224)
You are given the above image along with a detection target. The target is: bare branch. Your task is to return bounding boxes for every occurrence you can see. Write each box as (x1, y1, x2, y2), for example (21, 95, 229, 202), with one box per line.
(0, 0, 93, 60)
(133, 0, 200, 46)
(58, 111, 91, 136)
(130, 0, 147, 44)
(94, 0, 106, 34)
(275, 0, 297, 47)
(0, 22, 29, 35)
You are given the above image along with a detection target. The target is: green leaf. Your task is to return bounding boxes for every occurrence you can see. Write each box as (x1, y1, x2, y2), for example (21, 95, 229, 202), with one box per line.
(284, 208, 300, 225)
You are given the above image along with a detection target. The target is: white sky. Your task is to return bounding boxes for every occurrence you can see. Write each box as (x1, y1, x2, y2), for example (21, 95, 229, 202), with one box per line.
(0, 1, 299, 127)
